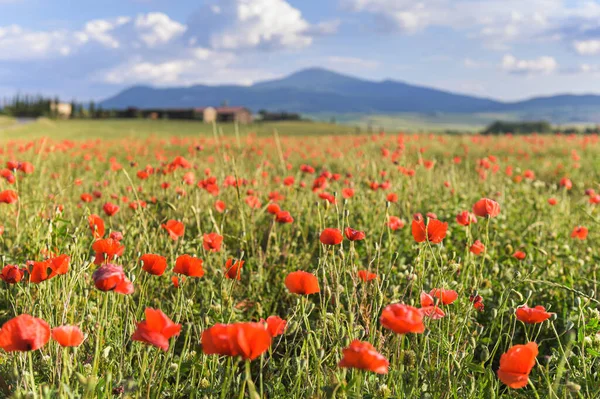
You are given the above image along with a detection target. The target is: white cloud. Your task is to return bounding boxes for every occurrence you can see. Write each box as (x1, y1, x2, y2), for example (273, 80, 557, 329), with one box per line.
(502, 54, 557, 74)
(209, 0, 312, 50)
(101, 53, 275, 87)
(134, 13, 187, 47)
(81, 17, 130, 49)
(187, 0, 337, 51)
(573, 39, 600, 55)
(0, 25, 74, 60)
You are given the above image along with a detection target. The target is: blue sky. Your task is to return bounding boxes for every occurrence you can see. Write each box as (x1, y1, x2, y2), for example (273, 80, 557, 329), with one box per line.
(2, 0, 600, 102)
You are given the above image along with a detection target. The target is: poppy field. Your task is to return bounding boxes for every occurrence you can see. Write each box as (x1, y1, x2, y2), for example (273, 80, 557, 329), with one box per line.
(0, 128, 599, 398)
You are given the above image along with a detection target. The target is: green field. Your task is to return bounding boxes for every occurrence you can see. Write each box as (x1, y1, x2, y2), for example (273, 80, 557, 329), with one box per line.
(0, 121, 598, 398)
(2, 119, 359, 140)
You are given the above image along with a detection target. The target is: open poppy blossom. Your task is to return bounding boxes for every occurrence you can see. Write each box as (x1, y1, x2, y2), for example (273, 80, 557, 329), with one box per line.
(275, 210, 294, 224)
(380, 303, 425, 334)
(92, 264, 134, 294)
(132, 308, 181, 351)
(571, 226, 588, 240)
(419, 306, 446, 319)
(267, 203, 281, 215)
(284, 271, 320, 295)
(0, 190, 18, 204)
(215, 200, 226, 213)
(92, 238, 125, 265)
(162, 220, 185, 240)
(88, 214, 105, 239)
(260, 316, 287, 337)
(559, 177, 572, 190)
(430, 288, 458, 305)
(470, 240, 485, 255)
(497, 342, 538, 389)
(52, 325, 85, 347)
(388, 216, 405, 231)
(140, 254, 168, 276)
(357, 270, 377, 282)
(174, 255, 204, 277)
(344, 227, 366, 241)
(224, 258, 244, 280)
(103, 202, 120, 216)
(513, 251, 526, 260)
(201, 322, 272, 360)
(472, 198, 500, 218)
(29, 255, 70, 284)
(338, 340, 389, 374)
(0, 314, 51, 352)
(320, 228, 343, 245)
(203, 232, 223, 252)
(547, 198, 557, 206)
(456, 211, 477, 226)
(515, 305, 553, 324)
(470, 294, 484, 311)
(0, 265, 25, 284)
(411, 214, 448, 244)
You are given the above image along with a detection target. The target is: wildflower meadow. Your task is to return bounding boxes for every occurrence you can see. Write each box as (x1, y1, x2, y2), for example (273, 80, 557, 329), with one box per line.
(0, 126, 598, 398)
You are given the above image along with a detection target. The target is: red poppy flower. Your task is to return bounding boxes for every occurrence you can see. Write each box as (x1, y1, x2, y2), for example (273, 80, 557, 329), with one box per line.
(267, 203, 281, 215)
(380, 303, 425, 334)
(472, 198, 500, 218)
(344, 227, 366, 241)
(357, 270, 377, 282)
(559, 177, 572, 190)
(215, 200, 226, 213)
(132, 308, 181, 351)
(29, 255, 70, 284)
(470, 240, 485, 255)
(162, 220, 185, 241)
(284, 271, 320, 295)
(52, 325, 85, 347)
(0, 265, 24, 284)
(419, 306, 446, 319)
(203, 232, 223, 252)
(470, 294, 484, 311)
(140, 254, 167, 276)
(420, 291, 434, 307)
(224, 258, 244, 280)
(320, 228, 343, 245)
(388, 216, 405, 231)
(88, 214, 105, 239)
(430, 288, 458, 305)
(515, 305, 552, 324)
(0, 314, 51, 352)
(411, 214, 448, 244)
(103, 202, 120, 216)
(547, 198, 557, 206)
(0, 190, 18, 204)
(386, 193, 398, 203)
(92, 264, 134, 294)
(275, 210, 294, 224)
(92, 238, 125, 265)
(110, 231, 123, 241)
(513, 251, 526, 260)
(260, 316, 287, 337)
(80, 193, 93, 203)
(571, 226, 588, 240)
(497, 342, 538, 389)
(338, 340, 389, 374)
(174, 255, 204, 277)
(456, 211, 477, 226)
(342, 188, 355, 199)
(201, 322, 272, 360)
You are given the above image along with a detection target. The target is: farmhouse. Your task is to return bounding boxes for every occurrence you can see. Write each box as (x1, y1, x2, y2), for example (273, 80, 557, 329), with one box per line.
(50, 102, 72, 119)
(117, 106, 253, 124)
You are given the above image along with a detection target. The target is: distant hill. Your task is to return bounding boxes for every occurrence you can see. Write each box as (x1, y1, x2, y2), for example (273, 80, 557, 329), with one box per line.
(100, 68, 600, 122)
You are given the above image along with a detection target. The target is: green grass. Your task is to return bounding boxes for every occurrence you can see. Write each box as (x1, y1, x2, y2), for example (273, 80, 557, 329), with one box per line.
(4, 118, 358, 140)
(0, 116, 15, 129)
(0, 124, 598, 398)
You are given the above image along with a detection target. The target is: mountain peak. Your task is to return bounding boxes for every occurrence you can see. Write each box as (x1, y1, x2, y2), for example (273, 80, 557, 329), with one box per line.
(253, 68, 368, 91)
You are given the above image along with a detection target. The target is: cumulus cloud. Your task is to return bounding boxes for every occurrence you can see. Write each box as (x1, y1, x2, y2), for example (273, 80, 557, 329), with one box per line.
(573, 40, 600, 55)
(0, 25, 75, 60)
(186, 0, 338, 51)
(134, 13, 187, 47)
(502, 54, 557, 75)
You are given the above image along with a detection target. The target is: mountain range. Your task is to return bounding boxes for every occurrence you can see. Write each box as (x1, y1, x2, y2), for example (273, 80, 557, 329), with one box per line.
(100, 68, 600, 122)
